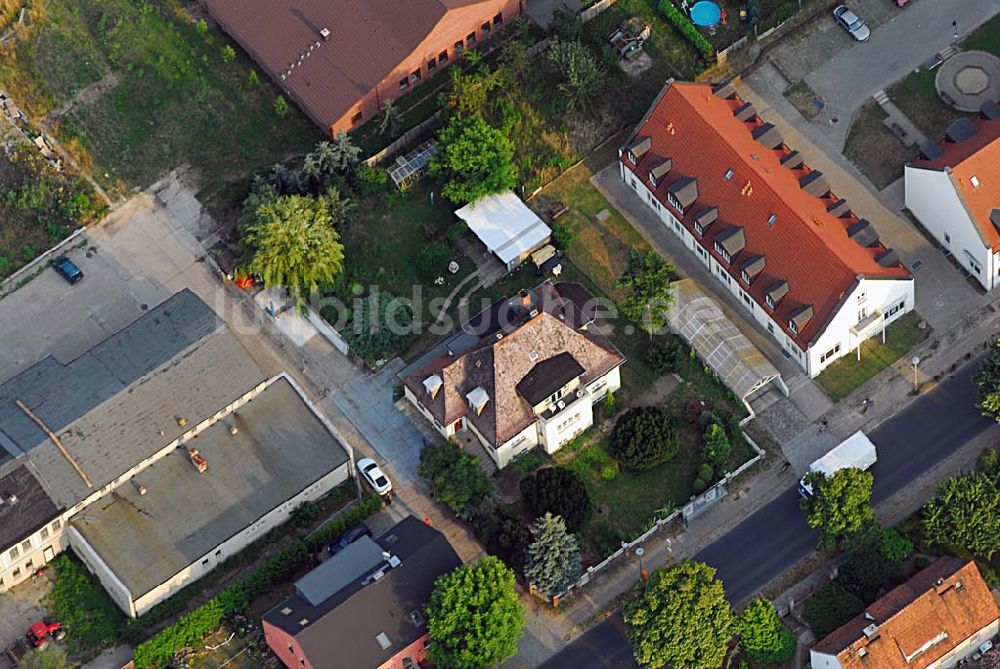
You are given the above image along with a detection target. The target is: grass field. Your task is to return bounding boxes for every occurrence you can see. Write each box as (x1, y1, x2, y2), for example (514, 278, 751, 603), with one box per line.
(843, 100, 918, 191)
(0, 0, 322, 201)
(815, 312, 930, 402)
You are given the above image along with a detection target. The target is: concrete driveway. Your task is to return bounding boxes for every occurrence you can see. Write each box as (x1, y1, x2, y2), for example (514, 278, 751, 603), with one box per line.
(762, 0, 998, 149)
(0, 574, 52, 655)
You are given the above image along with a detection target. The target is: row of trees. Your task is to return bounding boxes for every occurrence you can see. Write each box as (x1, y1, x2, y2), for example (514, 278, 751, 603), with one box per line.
(623, 560, 794, 669)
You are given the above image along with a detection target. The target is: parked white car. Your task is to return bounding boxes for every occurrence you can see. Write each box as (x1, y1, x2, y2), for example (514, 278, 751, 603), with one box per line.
(357, 457, 392, 496)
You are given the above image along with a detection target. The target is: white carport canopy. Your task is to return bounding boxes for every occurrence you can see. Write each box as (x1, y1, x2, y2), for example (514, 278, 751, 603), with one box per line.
(666, 279, 788, 418)
(456, 191, 552, 269)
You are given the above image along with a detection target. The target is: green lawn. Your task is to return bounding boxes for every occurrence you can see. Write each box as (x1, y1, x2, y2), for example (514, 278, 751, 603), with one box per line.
(886, 69, 968, 141)
(0, 0, 322, 200)
(815, 312, 930, 402)
(843, 100, 918, 190)
(963, 13, 1000, 58)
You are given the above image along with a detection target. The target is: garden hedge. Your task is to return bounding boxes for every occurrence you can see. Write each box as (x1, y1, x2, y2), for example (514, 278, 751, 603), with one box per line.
(134, 494, 383, 667)
(659, 0, 715, 60)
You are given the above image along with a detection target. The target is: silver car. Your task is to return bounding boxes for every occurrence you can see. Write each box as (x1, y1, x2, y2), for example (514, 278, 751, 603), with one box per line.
(833, 5, 870, 41)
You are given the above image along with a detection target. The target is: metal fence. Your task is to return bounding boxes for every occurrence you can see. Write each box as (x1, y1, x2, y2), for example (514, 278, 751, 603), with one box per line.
(362, 111, 443, 168)
(716, 35, 749, 66)
(549, 432, 765, 603)
(579, 0, 619, 23)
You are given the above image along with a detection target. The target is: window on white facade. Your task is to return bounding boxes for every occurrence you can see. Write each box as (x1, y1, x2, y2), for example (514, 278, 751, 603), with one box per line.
(12, 567, 20, 578)
(694, 222, 703, 236)
(765, 294, 775, 310)
(40, 527, 48, 540)
(21, 539, 31, 552)
(713, 242, 730, 264)
(788, 320, 799, 335)
(857, 292, 866, 305)
(549, 388, 564, 404)
(944, 232, 951, 244)
(52, 520, 61, 531)
(885, 299, 906, 318)
(820, 343, 842, 363)
(696, 246, 707, 259)
(767, 322, 774, 334)
(9, 547, 19, 560)
(630, 177, 637, 190)
(666, 192, 683, 213)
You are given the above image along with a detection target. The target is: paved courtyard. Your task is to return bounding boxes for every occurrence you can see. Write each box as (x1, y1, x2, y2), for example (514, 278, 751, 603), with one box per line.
(936, 50, 1000, 112)
(0, 573, 52, 655)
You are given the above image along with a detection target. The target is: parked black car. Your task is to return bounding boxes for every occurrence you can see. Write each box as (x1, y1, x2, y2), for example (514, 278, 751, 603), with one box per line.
(327, 523, 372, 556)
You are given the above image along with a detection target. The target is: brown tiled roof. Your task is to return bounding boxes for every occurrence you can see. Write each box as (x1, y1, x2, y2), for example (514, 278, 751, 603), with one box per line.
(909, 116, 1000, 251)
(405, 283, 624, 446)
(202, 0, 489, 130)
(813, 557, 1000, 669)
(622, 81, 911, 348)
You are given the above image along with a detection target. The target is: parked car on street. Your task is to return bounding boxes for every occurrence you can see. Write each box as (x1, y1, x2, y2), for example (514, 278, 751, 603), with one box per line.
(327, 523, 372, 556)
(357, 457, 392, 496)
(51, 256, 83, 284)
(833, 5, 870, 41)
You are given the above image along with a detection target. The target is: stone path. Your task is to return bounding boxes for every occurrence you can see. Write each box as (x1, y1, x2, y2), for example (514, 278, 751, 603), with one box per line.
(872, 89, 929, 148)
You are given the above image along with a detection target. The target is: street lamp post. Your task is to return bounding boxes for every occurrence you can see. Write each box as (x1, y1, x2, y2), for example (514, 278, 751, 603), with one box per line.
(953, 20, 959, 42)
(911, 355, 921, 393)
(635, 547, 647, 580)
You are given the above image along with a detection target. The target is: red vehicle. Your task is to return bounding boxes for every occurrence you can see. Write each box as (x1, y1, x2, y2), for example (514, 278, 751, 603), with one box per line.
(892, 0, 909, 7)
(28, 620, 64, 648)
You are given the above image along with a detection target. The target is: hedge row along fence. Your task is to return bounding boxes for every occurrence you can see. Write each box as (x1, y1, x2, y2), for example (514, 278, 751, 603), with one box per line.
(134, 494, 384, 668)
(659, 0, 715, 59)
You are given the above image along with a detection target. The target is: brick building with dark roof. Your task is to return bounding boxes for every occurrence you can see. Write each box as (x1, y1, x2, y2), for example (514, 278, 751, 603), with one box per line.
(262, 516, 462, 669)
(619, 80, 914, 377)
(905, 102, 1000, 290)
(810, 557, 1000, 669)
(403, 281, 625, 468)
(202, 0, 521, 136)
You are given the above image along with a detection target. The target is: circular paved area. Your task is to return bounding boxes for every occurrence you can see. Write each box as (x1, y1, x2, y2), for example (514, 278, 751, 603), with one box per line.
(936, 50, 1000, 112)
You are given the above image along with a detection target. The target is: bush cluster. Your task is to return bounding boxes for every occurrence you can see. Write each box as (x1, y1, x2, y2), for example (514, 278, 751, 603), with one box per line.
(520, 467, 592, 532)
(418, 442, 495, 520)
(50, 553, 126, 649)
(659, 0, 715, 59)
(134, 495, 382, 667)
(610, 407, 679, 471)
(803, 582, 864, 639)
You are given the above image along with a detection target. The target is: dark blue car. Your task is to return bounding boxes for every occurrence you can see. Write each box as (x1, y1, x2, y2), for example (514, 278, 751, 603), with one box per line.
(51, 256, 83, 284)
(327, 523, 372, 556)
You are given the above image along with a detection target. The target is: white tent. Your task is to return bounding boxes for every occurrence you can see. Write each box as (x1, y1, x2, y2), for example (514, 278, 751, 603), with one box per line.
(456, 191, 552, 271)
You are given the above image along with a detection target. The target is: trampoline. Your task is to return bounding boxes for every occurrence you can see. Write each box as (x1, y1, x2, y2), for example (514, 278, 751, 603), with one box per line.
(690, 0, 722, 27)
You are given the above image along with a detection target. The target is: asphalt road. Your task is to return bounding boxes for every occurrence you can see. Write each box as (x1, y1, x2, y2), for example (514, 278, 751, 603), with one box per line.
(542, 358, 996, 669)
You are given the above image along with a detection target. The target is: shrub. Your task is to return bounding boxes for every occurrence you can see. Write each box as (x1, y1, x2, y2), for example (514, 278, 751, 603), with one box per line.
(350, 163, 389, 197)
(739, 599, 795, 663)
(305, 493, 384, 552)
(692, 477, 708, 495)
(658, 0, 715, 59)
(476, 503, 531, 576)
(601, 464, 617, 481)
(703, 423, 731, 470)
(273, 95, 289, 118)
(603, 391, 617, 417)
(520, 467, 592, 532)
(698, 463, 714, 482)
(50, 553, 125, 650)
(133, 598, 225, 668)
(418, 442, 495, 520)
(698, 410, 721, 431)
(879, 527, 914, 562)
(551, 220, 575, 249)
(221, 45, 236, 63)
(803, 582, 864, 639)
(610, 407, 679, 471)
(837, 528, 901, 604)
(416, 242, 452, 281)
(646, 335, 687, 375)
(290, 500, 321, 527)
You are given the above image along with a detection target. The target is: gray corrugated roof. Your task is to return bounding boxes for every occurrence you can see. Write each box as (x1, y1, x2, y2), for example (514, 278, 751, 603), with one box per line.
(70, 377, 350, 598)
(296, 536, 384, 606)
(0, 290, 220, 462)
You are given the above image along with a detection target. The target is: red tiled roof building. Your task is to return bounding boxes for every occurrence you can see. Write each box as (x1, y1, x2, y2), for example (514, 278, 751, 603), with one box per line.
(905, 102, 1000, 290)
(620, 80, 913, 377)
(810, 557, 1000, 669)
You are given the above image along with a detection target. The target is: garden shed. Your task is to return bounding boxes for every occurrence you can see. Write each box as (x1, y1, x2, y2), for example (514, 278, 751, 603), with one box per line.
(456, 191, 552, 271)
(667, 279, 788, 419)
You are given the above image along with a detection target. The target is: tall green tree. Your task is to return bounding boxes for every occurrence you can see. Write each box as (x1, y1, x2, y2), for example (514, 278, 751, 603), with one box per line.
(836, 527, 901, 604)
(330, 131, 362, 172)
(616, 248, 676, 337)
(610, 406, 679, 471)
(739, 599, 795, 664)
(623, 560, 735, 669)
(923, 470, 1000, 558)
(377, 100, 403, 138)
(546, 39, 605, 111)
(800, 468, 875, 549)
(975, 339, 1000, 421)
(239, 185, 345, 302)
(418, 442, 495, 520)
(426, 556, 524, 669)
(302, 141, 340, 187)
(430, 112, 517, 204)
(703, 423, 731, 471)
(523, 513, 581, 598)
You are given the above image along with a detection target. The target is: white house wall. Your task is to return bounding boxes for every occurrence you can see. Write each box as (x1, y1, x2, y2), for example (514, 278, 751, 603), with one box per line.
(905, 165, 993, 289)
(0, 515, 69, 593)
(621, 160, 914, 377)
(538, 395, 594, 455)
(807, 278, 914, 376)
(808, 651, 842, 669)
(67, 525, 137, 617)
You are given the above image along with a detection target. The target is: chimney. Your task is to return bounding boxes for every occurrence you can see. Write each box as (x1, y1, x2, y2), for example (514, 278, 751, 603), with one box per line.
(320, 27, 331, 41)
(863, 623, 879, 641)
(519, 289, 532, 309)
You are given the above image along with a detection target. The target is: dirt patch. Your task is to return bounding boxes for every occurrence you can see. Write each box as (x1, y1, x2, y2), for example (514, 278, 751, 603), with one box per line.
(47, 70, 121, 122)
(842, 99, 918, 191)
(784, 80, 823, 121)
(625, 373, 680, 409)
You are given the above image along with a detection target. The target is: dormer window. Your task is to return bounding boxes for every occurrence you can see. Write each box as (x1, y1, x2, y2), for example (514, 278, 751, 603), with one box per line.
(694, 221, 703, 236)
(788, 319, 798, 334)
(648, 158, 672, 187)
(740, 269, 750, 283)
(788, 305, 814, 335)
(625, 136, 651, 165)
(765, 280, 788, 309)
(713, 242, 731, 264)
(740, 255, 765, 285)
(765, 294, 775, 309)
(667, 192, 682, 212)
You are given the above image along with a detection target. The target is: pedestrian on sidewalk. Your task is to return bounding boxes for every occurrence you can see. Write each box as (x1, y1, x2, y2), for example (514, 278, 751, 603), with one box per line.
(818, 419, 829, 433)
(780, 460, 791, 473)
